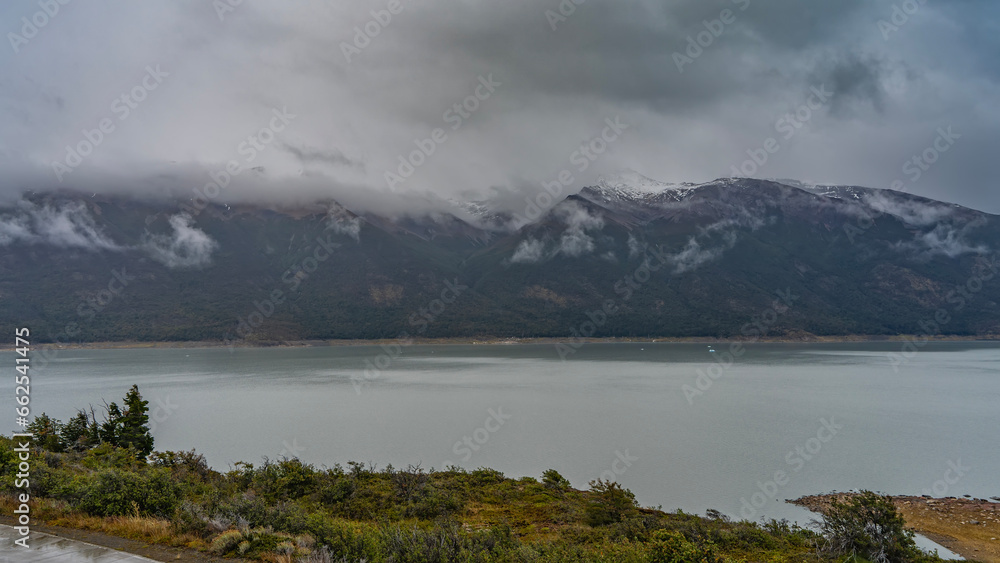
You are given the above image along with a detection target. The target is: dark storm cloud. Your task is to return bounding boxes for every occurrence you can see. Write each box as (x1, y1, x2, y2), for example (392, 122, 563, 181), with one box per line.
(0, 0, 997, 214)
(811, 53, 893, 115)
(282, 144, 365, 171)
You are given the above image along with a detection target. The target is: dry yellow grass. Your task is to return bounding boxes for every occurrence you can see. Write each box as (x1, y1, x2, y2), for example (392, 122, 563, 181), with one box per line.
(895, 497, 1000, 563)
(0, 495, 206, 550)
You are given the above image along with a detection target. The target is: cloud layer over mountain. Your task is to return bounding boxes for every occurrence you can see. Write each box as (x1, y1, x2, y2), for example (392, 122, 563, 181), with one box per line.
(1, 1, 998, 214)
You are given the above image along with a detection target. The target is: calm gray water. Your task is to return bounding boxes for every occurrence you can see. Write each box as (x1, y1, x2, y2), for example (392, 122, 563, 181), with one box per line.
(4, 342, 996, 553)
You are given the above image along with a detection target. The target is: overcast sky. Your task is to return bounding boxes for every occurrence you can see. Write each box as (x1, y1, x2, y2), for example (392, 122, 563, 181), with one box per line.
(1, 0, 998, 214)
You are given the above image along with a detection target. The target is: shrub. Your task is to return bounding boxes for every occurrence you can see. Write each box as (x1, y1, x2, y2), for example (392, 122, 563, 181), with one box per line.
(275, 540, 295, 555)
(249, 458, 317, 502)
(318, 475, 356, 506)
(585, 479, 638, 526)
(389, 463, 428, 502)
(172, 501, 212, 536)
(0, 438, 18, 478)
(542, 469, 571, 491)
(210, 527, 291, 557)
(76, 468, 181, 517)
(210, 529, 244, 554)
(149, 450, 212, 482)
(469, 467, 505, 487)
(81, 443, 140, 470)
(649, 529, 723, 563)
(815, 491, 919, 563)
(404, 485, 464, 519)
(27, 413, 64, 452)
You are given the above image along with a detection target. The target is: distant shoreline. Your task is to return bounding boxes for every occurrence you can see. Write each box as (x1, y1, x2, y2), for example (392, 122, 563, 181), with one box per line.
(3, 334, 998, 351)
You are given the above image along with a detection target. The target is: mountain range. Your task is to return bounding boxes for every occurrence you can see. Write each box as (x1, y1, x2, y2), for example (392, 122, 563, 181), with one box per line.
(2, 173, 998, 344)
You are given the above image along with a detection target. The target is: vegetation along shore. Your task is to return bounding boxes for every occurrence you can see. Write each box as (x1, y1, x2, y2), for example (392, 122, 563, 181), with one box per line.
(1, 386, 985, 562)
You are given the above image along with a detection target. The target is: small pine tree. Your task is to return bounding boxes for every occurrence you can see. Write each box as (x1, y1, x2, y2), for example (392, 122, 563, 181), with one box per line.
(119, 385, 154, 459)
(99, 402, 124, 445)
(27, 413, 64, 452)
(61, 410, 98, 452)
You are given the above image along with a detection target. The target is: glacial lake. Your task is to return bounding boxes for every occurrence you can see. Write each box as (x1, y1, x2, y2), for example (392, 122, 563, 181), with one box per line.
(6, 342, 998, 556)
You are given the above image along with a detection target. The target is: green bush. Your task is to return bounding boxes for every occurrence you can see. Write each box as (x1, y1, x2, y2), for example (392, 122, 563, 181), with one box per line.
(318, 474, 356, 506)
(81, 443, 141, 470)
(586, 479, 638, 526)
(649, 529, 724, 563)
(0, 438, 18, 478)
(249, 458, 317, 501)
(209, 528, 290, 558)
(542, 469, 571, 491)
(26, 413, 64, 452)
(815, 491, 919, 563)
(210, 529, 244, 554)
(469, 467, 505, 487)
(76, 468, 181, 517)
